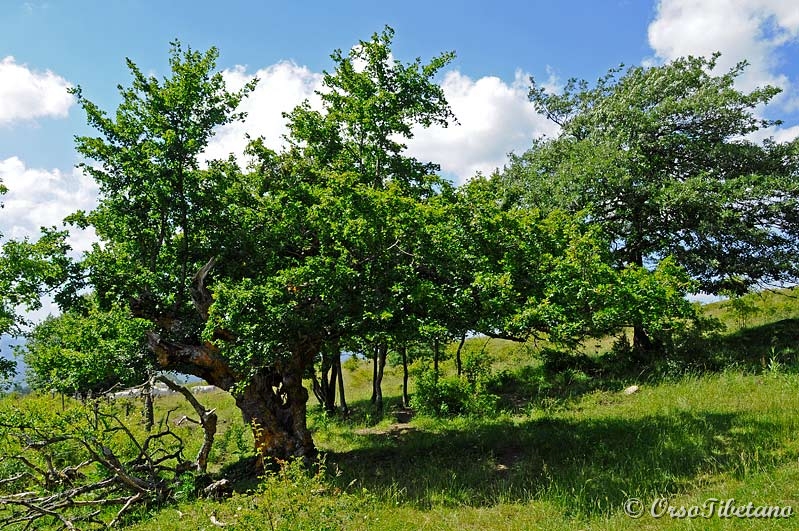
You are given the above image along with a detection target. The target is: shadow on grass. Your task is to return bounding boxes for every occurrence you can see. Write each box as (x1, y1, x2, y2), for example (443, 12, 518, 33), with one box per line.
(521, 318, 799, 394)
(717, 318, 799, 367)
(327, 409, 786, 517)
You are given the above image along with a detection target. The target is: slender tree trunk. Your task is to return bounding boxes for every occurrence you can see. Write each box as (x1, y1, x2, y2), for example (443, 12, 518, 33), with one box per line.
(311, 369, 325, 406)
(455, 333, 466, 377)
(325, 354, 338, 414)
(313, 346, 341, 414)
(321, 353, 330, 403)
(374, 342, 387, 412)
(335, 354, 348, 415)
(317, 347, 337, 414)
(401, 344, 410, 408)
(370, 344, 378, 404)
(433, 337, 440, 386)
(143, 383, 154, 432)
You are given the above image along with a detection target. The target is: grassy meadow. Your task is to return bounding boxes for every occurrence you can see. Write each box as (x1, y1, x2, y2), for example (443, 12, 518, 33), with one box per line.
(5, 290, 799, 530)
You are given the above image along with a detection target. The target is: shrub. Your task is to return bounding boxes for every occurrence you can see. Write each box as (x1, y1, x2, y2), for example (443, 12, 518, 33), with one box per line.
(539, 347, 598, 377)
(411, 360, 498, 418)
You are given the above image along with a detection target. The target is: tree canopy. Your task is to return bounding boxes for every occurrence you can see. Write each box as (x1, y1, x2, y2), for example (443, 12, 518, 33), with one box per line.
(0, 225, 73, 382)
(23, 296, 152, 395)
(500, 54, 799, 295)
(17, 31, 708, 464)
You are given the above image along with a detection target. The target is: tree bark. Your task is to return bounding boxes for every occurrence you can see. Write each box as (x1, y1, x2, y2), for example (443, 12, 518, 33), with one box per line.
(326, 353, 338, 414)
(313, 344, 342, 414)
(143, 383, 154, 432)
(233, 365, 315, 466)
(335, 353, 348, 415)
(370, 344, 378, 404)
(455, 333, 466, 377)
(318, 348, 335, 414)
(400, 344, 410, 408)
(147, 333, 317, 466)
(311, 369, 324, 407)
(373, 342, 387, 412)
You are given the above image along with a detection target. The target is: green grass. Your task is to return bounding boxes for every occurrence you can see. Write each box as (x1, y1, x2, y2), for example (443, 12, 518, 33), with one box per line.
(119, 369, 799, 530)
(7, 292, 799, 530)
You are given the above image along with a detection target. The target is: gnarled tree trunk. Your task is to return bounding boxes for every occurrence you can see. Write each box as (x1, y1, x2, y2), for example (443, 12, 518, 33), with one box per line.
(142, 258, 319, 466)
(235, 368, 315, 464)
(146, 333, 318, 466)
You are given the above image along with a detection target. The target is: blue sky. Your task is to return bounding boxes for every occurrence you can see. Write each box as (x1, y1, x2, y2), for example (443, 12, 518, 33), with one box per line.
(2, 1, 798, 188)
(0, 1, 661, 170)
(2, 0, 799, 374)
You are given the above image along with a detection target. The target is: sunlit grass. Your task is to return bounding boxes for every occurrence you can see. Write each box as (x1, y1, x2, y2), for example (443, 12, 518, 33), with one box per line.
(7, 291, 799, 530)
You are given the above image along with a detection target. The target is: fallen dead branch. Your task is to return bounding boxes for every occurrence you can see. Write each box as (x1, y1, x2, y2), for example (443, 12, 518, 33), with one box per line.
(0, 376, 218, 529)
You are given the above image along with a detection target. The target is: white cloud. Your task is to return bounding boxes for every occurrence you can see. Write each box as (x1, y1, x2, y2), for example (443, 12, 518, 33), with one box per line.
(205, 61, 552, 184)
(647, 0, 799, 94)
(539, 65, 563, 95)
(648, 0, 799, 143)
(203, 61, 323, 165)
(0, 56, 73, 125)
(0, 156, 97, 254)
(769, 124, 799, 143)
(406, 69, 559, 183)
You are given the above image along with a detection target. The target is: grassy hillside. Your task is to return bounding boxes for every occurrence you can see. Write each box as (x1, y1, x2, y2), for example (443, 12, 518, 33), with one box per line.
(4, 289, 799, 530)
(119, 370, 799, 531)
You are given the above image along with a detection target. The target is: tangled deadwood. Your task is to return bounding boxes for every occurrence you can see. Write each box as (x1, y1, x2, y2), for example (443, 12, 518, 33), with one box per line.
(0, 376, 217, 529)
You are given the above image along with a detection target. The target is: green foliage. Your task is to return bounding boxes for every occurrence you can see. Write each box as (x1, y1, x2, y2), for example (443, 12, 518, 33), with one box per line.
(21, 296, 152, 395)
(0, 226, 76, 383)
(411, 369, 470, 417)
(69, 40, 255, 323)
(726, 293, 762, 329)
(455, 177, 698, 347)
(205, 28, 460, 374)
(174, 472, 200, 503)
(285, 25, 455, 192)
(539, 347, 598, 378)
(211, 418, 253, 463)
(411, 355, 498, 418)
(504, 53, 799, 294)
(0, 358, 14, 386)
(0, 228, 73, 338)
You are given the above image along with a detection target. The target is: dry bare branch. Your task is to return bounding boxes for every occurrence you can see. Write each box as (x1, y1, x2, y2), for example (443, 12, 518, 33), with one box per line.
(0, 377, 221, 529)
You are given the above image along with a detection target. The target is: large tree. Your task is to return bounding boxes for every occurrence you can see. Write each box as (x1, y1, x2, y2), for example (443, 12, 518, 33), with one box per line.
(501, 54, 799, 298)
(280, 26, 456, 411)
(63, 42, 286, 454)
(498, 54, 799, 350)
(61, 31, 460, 461)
